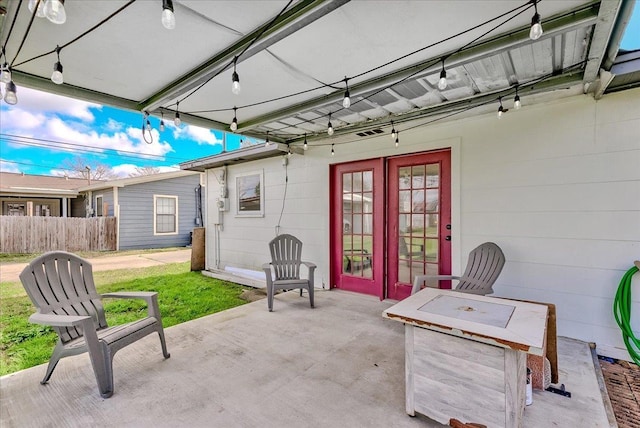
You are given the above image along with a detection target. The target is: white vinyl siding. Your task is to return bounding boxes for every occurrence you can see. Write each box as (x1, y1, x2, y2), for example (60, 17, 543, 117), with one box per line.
(204, 87, 640, 361)
(154, 195, 178, 235)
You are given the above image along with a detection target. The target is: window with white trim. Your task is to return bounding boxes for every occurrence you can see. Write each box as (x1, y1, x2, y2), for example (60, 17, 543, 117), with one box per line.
(154, 195, 178, 235)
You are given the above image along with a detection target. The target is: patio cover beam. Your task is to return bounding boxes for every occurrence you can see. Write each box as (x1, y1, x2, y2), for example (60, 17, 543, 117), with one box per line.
(288, 72, 586, 143)
(238, 2, 601, 134)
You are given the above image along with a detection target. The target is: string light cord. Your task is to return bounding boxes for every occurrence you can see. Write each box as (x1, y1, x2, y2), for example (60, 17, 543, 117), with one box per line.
(0, 0, 24, 59)
(8, 0, 40, 67)
(181, 0, 536, 116)
(302, 59, 585, 150)
(12, 1, 137, 68)
(174, 0, 294, 107)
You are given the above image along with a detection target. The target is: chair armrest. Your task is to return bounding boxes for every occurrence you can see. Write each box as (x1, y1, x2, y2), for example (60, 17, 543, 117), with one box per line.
(412, 275, 461, 295)
(262, 263, 273, 286)
(28, 312, 92, 327)
(301, 261, 317, 269)
(102, 291, 160, 319)
(301, 261, 316, 288)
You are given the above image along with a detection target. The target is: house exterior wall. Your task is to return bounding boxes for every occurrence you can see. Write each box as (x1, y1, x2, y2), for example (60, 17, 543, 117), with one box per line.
(204, 87, 640, 360)
(117, 175, 201, 250)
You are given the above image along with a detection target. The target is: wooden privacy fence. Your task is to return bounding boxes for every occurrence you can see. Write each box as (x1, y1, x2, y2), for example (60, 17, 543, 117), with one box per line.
(0, 216, 117, 254)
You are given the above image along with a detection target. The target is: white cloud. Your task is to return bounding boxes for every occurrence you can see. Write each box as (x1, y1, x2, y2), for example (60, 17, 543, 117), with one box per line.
(105, 118, 124, 132)
(0, 108, 46, 132)
(5, 86, 100, 121)
(44, 118, 174, 158)
(171, 123, 222, 146)
(0, 159, 22, 173)
(110, 164, 138, 177)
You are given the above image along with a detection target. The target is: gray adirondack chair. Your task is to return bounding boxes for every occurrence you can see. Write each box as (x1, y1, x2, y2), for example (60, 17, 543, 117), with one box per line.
(19, 251, 170, 398)
(262, 234, 316, 312)
(412, 242, 505, 296)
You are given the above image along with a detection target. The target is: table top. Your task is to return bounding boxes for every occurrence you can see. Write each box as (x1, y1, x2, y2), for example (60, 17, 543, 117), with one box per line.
(383, 288, 548, 355)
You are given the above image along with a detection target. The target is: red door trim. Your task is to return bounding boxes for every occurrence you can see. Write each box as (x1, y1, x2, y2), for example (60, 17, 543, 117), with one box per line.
(330, 159, 385, 299)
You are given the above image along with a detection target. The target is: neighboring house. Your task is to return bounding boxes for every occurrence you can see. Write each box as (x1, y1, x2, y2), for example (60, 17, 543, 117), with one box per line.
(0, 171, 94, 217)
(77, 171, 204, 251)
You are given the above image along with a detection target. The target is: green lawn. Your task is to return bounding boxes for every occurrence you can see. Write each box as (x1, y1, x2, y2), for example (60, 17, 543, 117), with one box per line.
(0, 261, 249, 376)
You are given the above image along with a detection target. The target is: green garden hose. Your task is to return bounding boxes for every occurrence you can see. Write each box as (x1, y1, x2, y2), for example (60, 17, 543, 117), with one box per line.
(613, 264, 640, 365)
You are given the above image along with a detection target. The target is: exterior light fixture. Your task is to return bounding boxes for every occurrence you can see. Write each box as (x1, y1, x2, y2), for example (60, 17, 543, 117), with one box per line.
(230, 107, 238, 132)
(391, 121, 397, 140)
(331, 144, 335, 156)
(231, 57, 241, 95)
(514, 87, 521, 110)
(43, 0, 66, 25)
(303, 134, 308, 151)
(327, 113, 334, 136)
(395, 132, 399, 148)
(161, 0, 176, 30)
(51, 46, 63, 85)
(342, 78, 351, 109)
(174, 102, 181, 127)
(529, 0, 543, 40)
(4, 81, 18, 105)
(438, 59, 447, 91)
(265, 131, 270, 147)
(497, 97, 507, 119)
(1, 63, 11, 84)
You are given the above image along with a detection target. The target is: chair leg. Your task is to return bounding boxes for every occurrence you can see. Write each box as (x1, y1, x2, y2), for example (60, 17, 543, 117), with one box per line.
(40, 342, 64, 384)
(308, 286, 314, 308)
(97, 342, 115, 399)
(156, 326, 171, 359)
(267, 283, 274, 312)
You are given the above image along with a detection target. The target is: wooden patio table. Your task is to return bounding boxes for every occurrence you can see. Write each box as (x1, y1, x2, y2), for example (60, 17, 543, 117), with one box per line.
(383, 288, 548, 427)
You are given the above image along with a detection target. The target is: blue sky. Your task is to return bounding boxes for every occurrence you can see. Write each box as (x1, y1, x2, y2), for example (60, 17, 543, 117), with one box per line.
(1, 2, 639, 178)
(0, 87, 258, 177)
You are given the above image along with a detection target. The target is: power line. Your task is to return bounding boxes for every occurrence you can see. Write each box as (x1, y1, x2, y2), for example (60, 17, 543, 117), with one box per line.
(0, 133, 192, 162)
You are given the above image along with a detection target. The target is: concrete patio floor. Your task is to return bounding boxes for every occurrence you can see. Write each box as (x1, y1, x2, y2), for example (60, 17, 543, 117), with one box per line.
(0, 290, 613, 427)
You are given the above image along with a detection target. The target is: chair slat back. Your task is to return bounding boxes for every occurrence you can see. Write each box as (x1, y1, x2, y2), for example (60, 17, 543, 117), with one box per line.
(268, 234, 302, 280)
(456, 242, 505, 294)
(20, 251, 107, 343)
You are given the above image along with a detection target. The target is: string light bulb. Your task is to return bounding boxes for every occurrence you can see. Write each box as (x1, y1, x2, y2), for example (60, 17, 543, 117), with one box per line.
(231, 57, 241, 95)
(161, 0, 175, 30)
(438, 59, 447, 90)
(43, 0, 66, 24)
(287, 146, 293, 157)
(51, 46, 63, 85)
(331, 144, 335, 156)
(327, 113, 334, 136)
(0, 63, 11, 84)
(303, 134, 308, 151)
(174, 102, 181, 127)
(264, 131, 270, 147)
(4, 81, 17, 105)
(230, 107, 238, 132)
(497, 97, 506, 119)
(395, 131, 399, 148)
(391, 121, 397, 140)
(28, 0, 45, 17)
(342, 77, 351, 109)
(160, 112, 165, 132)
(514, 87, 521, 110)
(529, 0, 543, 40)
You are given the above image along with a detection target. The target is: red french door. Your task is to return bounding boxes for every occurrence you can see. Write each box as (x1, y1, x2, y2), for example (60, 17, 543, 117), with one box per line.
(386, 150, 451, 301)
(330, 159, 385, 298)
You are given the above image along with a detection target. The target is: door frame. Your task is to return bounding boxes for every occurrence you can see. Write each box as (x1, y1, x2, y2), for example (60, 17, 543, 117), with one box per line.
(386, 149, 452, 301)
(329, 158, 385, 299)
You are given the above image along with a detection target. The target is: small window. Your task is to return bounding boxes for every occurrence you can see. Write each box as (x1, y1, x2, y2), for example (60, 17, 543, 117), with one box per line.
(236, 170, 264, 217)
(95, 195, 103, 216)
(154, 195, 178, 235)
